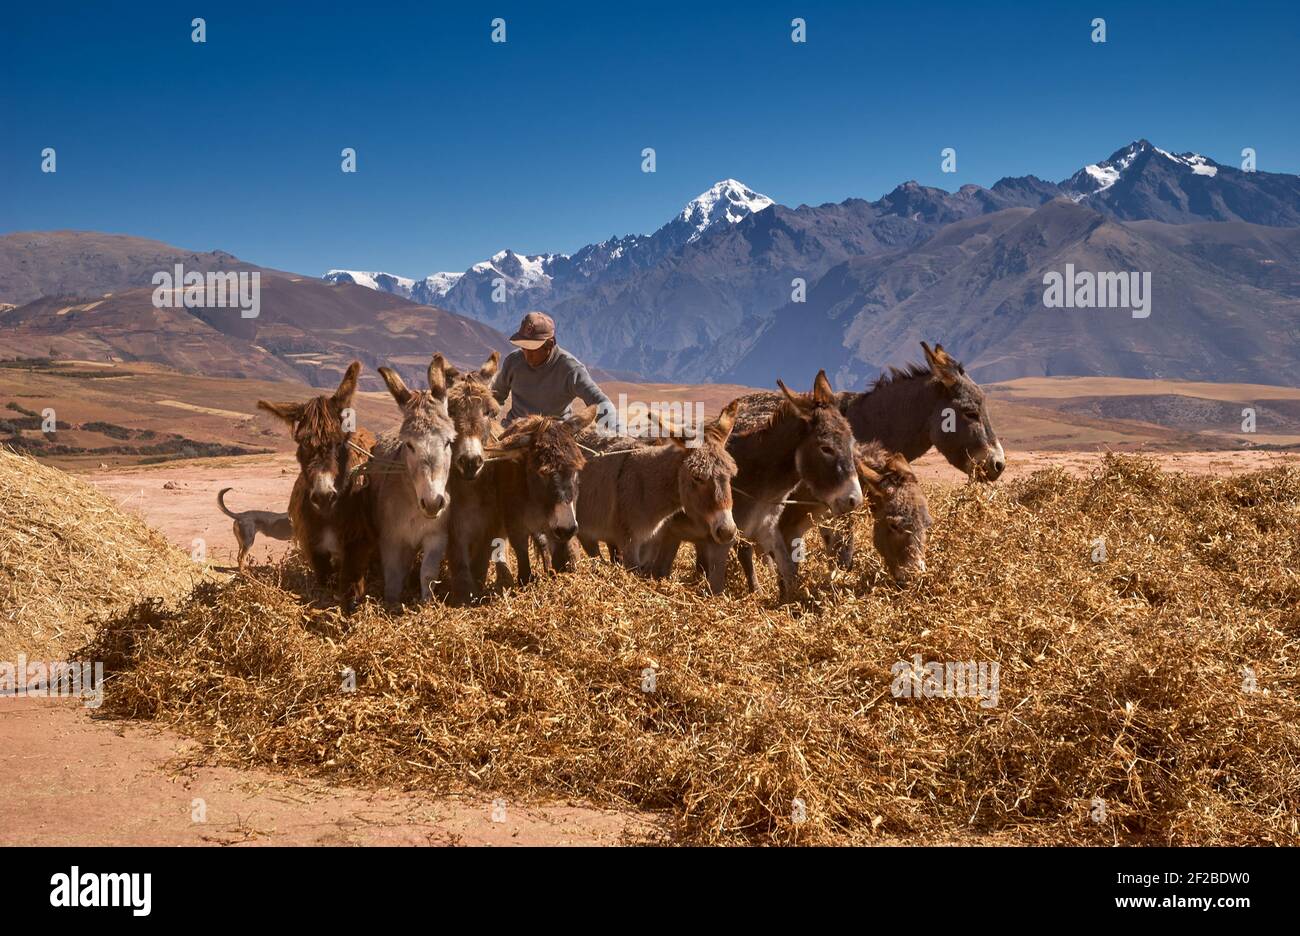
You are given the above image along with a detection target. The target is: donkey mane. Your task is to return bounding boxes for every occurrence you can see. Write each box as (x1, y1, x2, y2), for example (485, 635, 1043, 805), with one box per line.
(448, 376, 497, 409)
(857, 439, 916, 481)
(868, 355, 966, 394)
(397, 390, 453, 436)
(503, 415, 586, 471)
(298, 395, 344, 442)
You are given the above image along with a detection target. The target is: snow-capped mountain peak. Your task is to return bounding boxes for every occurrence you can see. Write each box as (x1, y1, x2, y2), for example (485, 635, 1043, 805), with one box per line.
(324, 269, 416, 294)
(677, 179, 775, 241)
(419, 271, 462, 300)
(1067, 140, 1224, 200)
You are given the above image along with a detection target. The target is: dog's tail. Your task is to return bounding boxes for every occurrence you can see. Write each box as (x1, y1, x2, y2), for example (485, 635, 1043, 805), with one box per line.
(216, 487, 241, 519)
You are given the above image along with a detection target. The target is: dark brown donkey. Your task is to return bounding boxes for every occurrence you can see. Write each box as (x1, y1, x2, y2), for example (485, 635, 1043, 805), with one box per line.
(651, 372, 862, 600)
(738, 440, 932, 586)
(257, 361, 374, 597)
(839, 341, 1005, 481)
(448, 405, 598, 602)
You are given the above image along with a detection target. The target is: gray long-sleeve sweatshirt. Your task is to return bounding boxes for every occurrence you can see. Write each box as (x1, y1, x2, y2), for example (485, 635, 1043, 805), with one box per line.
(492, 346, 613, 423)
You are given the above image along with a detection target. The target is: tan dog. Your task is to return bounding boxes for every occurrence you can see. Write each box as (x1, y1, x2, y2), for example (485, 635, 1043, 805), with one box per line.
(217, 487, 293, 570)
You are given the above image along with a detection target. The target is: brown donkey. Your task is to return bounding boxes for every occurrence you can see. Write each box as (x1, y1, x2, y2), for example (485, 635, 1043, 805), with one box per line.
(257, 361, 374, 596)
(575, 400, 741, 572)
(651, 372, 862, 599)
(443, 352, 500, 482)
(449, 405, 599, 602)
(839, 341, 1005, 481)
(738, 440, 932, 586)
(357, 357, 455, 606)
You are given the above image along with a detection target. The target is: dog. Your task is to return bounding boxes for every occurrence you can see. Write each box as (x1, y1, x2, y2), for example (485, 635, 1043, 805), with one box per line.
(216, 487, 293, 570)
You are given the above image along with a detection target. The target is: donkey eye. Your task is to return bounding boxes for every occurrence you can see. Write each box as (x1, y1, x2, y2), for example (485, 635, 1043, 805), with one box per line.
(406, 441, 415, 452)
(820, 445, 835, 456)
(962, 409, 980, 420)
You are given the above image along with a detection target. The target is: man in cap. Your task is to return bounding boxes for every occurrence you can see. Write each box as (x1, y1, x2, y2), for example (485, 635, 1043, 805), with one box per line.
(492, 311, 614, 425)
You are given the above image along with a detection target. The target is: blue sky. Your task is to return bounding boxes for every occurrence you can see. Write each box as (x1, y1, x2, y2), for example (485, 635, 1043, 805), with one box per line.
(3, 1, 1297, 278)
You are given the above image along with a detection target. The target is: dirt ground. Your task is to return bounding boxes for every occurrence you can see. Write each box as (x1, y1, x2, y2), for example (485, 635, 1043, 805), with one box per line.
(1, 697, 654, 845)
(5, 446, 1295, 847)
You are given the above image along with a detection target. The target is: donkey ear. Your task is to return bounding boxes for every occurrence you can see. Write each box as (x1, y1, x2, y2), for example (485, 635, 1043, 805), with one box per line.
(707, 398, 741, 444)
(491, 432, 533, 459)
(257, 399, 304, 426)
(885, 452, 915, 482)
(428, 354, 448, 400)
(776, 379, 813, 420)
(921, 341, 960, 387)
(564, 403, 599, 435)
(377, 367, 412, 407)
(331, 360, 362, 408)
(812, 370, 835, 406)
(478, 351, 500, 382)
(857, 459, 886, 505)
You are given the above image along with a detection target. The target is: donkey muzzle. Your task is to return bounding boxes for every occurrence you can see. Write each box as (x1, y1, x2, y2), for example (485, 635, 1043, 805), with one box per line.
(458, 453, 484, 480)
(310, 489, 338, 512)
(710, 512, 737, 545)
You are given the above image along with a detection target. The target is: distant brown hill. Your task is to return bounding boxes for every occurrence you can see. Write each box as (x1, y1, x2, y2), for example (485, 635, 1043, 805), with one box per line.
(0, 231, 275, 306)
(0, 233, 513, 391)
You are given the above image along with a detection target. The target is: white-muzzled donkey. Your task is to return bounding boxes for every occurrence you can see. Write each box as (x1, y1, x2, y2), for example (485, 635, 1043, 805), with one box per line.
(362, 356, 455, 606)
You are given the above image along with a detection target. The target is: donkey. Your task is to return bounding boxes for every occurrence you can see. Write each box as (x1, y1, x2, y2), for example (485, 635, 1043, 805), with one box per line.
(737, 440, 932, 586)
(451, 405, 599, 600)
(651, 373, 862, 600)
(443, 352, 500, 481)
(257, 361, 374, 595)
(839, 341, 1005, 481)
(357, 356, 455, 606)
(573, 400, 741, 572)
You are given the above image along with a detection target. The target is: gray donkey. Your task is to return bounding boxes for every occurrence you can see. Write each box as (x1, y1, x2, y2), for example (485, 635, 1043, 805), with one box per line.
(359, 355, 455, 606)
(839, 342, 1006, 481)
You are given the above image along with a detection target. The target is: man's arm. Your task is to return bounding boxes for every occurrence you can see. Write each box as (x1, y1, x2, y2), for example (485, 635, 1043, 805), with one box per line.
(491, 354, 512, 404)
(566, 357, 615, 426)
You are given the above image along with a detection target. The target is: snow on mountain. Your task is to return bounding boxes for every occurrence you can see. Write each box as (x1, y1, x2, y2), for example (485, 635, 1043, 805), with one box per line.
(322, 179, 774, 308)
(420, 271, 462, 297)
(677, 179, 776, 242)
(1065, 140, 1225, 200)
(324, 270, 416, 297)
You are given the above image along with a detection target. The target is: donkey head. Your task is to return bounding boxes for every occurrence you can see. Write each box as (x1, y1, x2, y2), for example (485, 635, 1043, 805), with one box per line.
(858, 443, 932, 585)
(492, 405, 597, 541)
(920, 342, 1005, 481)
(445, 351, 501, 481)
(257, 360, 362, 514)
(777, 371, 863, 516)
(671, 399, 740, 544)
(378, 356, 454, 519)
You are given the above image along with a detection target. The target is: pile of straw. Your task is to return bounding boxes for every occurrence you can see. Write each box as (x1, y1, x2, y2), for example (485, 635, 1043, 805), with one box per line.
(0, 447, 203, 657)
(80, 455, 1300, 843)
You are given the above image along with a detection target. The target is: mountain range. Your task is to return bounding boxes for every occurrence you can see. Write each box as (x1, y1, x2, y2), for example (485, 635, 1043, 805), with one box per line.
(3, 141, 1299, 391)
(321, 141, 1300, 386)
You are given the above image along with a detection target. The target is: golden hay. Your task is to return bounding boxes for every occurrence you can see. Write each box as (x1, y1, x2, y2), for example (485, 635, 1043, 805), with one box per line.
(0, 447, 204, 657)
(86, 455, 1299, 844)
